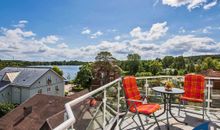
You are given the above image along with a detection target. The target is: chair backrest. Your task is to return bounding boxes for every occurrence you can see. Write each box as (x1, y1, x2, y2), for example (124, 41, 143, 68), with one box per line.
(183, 74, 205, 100)
(122, 76, 142, 107)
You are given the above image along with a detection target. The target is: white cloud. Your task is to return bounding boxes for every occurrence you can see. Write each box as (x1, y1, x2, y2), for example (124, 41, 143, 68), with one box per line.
(81, 28, 103, 39)
(40, 35, 59, 44)
(81, 29, 91, 34)
(13, 20, 29, 28)
(130, 22, 168, 41)
(114, 36, 121, 40)
(203, 0, 217, 9)
(90, 31, 103, 39)
(57, 43, 68, 48)
(162, 0, 218, 10)
(162, 35, 219, 56)
(1, 21, 220, 61)
(179, 27, 186, 33)
(19, 20, 28, 24)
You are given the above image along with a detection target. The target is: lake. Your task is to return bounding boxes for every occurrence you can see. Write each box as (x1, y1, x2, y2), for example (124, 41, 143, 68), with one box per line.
(33, 65, 80, 80)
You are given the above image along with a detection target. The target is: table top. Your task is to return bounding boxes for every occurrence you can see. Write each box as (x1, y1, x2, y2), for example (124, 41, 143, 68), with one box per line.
(152, 86, 184, 94)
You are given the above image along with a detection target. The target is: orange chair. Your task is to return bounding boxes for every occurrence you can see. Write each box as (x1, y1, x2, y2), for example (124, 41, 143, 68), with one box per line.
(119, 76, 161, 130)
(178, 74, 206, 120)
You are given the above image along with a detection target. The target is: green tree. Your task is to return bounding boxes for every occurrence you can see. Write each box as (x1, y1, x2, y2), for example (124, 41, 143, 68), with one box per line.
(187, 62, 195, 73)
(195, 64, 202, 73)
(173, 56, 185, 70)
(0, 103, 15, 117)
(74, 63, 93, 89)
(149, 60, 163, 75)
(201, 57, 220, 71)
(162, 56, 174, 68)
(127, 53, 141, 75)
(52, 66, 63, 76)
(95, 51, 115, 62)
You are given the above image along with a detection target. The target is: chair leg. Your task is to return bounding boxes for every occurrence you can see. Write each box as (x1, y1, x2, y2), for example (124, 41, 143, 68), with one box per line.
(178, 100, 181, 116)
(202, 102, 205, 120)
(119, 108, 129, 129)
(153, 113, 161, 130)
(136, 112, 145, 130)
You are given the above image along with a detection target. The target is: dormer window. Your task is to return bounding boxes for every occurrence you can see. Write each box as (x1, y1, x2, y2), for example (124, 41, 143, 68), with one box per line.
(47, 76, 52, 85)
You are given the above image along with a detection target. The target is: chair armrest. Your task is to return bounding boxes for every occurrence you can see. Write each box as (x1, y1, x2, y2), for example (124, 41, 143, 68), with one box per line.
(126, 99, 143, 103)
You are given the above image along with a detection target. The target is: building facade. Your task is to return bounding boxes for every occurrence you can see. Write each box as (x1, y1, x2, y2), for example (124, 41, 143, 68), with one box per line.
(0, 67, 65, 104)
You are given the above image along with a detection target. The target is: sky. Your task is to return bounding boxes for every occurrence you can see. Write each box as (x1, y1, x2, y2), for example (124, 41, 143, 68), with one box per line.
(0, 0, 220, 61)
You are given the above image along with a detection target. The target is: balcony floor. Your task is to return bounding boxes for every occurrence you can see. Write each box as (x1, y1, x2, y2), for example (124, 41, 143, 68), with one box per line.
(118, 106, 220, 130)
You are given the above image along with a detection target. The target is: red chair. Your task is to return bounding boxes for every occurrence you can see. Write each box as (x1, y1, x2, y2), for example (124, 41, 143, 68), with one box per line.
(178, 74, 206, 120)
(119, 76, 161, 130)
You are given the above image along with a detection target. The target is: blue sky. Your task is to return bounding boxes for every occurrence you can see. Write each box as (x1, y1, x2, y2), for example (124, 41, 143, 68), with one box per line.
(0, 0, 220, 61)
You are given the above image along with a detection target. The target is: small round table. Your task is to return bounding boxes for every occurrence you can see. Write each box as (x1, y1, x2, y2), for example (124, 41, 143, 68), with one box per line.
(152, 87, 187, 130)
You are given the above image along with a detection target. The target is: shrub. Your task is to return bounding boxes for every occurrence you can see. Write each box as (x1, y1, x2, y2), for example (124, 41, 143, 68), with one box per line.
(0, 103, 15, 117)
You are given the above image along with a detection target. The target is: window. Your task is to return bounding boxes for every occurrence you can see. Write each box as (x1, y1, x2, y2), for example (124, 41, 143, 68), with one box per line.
(47, 87, 51, 91)
(38, 89, 42, 94)
(55, 86, 59, 91)
(47, 76, 52, 85)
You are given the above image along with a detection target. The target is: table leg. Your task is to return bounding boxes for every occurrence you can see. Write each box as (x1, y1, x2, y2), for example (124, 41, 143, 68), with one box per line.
(169, 95, 188, 125)
(166, 94, 170, 130)
(156, 93, 166, 117)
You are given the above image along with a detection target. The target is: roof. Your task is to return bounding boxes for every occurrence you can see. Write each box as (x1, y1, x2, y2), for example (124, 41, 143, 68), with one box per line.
(0, 89, 89, 130)
(200, 69, 220, 77)
(0, 81, 10, 91)
(0, 94, 71, 130)
(0, 67, 50, 87)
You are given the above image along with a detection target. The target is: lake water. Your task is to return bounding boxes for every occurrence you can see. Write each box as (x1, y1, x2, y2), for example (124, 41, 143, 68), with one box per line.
(33, 65, 80, 80)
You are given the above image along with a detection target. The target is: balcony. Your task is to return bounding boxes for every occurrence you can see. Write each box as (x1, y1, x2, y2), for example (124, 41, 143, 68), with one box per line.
(54, 76, 220, 130)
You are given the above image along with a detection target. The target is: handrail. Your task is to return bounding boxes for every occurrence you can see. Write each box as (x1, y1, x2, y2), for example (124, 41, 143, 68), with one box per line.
(54, 75, 220, 130)
(54, 77, 122, 130)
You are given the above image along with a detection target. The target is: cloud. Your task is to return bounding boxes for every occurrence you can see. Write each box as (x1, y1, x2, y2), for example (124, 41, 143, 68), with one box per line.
(114, 36, 121, 40)
(40, 35, 59, 44)
(81, 29, 91, 34)
(81, 28, 103, 39)
(90, 31, 103, 39)
(162, 35, 219, 56)
(57, 43, 68, 48)
(203, 0, 217, 10)
(162, 0, 218, 10)
(13, 20, 29, 28)
(130, 22, 168, 41)
(1, 21, 220, 61)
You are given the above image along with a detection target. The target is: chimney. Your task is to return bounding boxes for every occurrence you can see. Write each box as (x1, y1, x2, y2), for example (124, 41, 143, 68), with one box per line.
(13, 106, 33, 126)
(23, 106, 32, 117)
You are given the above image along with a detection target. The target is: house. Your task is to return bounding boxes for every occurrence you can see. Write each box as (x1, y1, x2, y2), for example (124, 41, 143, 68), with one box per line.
(201, 69, 220, 108)
(0, 67, 65, 104)
(0, 89, 90, 130)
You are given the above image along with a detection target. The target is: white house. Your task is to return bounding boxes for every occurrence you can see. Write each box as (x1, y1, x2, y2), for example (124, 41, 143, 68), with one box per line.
(0, 67, 65, 104)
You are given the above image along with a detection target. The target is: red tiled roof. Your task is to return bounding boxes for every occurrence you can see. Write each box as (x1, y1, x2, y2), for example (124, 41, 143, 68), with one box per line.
(0, 89, 89, 130)
(200, 69, 220, 77)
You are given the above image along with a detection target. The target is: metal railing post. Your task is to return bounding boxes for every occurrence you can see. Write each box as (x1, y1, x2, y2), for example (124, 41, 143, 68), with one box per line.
(206, 79, 212, 111)
(144, 79, 149, 103)
(117, 80, 121, 124)
(103, 88, 107, 129)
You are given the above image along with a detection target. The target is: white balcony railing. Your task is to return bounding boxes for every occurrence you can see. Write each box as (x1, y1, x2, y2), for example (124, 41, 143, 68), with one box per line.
(54, 76, 220, 130)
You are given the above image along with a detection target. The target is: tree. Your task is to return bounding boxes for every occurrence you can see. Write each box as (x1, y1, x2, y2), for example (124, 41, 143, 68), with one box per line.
(149, 60, 163, 75)
(127, 53, 141, 75)
(52, 66, 63, 76)
(162, 56, 174, 68)
(95, 51, 115, 62)
(173, 56, 185, 70)
(187, 61, 195, 73)
(0, 103, 15, 117)
(74, 63, 93, 89)
(201, 57, 220, 71)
